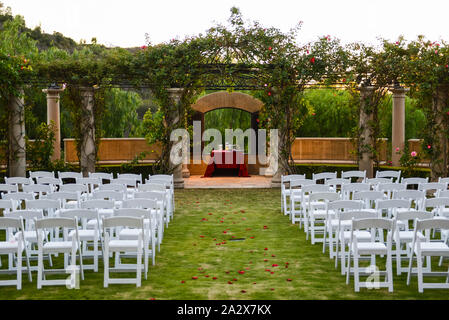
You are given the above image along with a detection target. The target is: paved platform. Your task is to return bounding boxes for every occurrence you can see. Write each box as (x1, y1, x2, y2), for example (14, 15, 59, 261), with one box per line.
(184, 175, 272, 189)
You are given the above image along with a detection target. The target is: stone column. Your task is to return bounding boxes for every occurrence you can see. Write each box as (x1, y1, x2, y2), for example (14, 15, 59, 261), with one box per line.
(167, 88, 185, 189)
(42, 87, 65, 161)
(391, 86, 409, 166)
(79, 87, 97, 177)
(8, 90, 26, 177)
(359, 86, 375, 178)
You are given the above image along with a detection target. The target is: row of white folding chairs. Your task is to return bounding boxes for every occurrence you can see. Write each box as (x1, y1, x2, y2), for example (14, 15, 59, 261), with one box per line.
(284, 189, 449, 292)
(0, 213, 155, 289)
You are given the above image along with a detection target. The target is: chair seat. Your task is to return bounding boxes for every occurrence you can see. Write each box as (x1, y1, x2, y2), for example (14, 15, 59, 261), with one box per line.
(330, 219, 352, 229)
(43, 241, 76, 253)
(410, 242, 449, 256)
(108, 240, 142, 251)
(0, 241, 20, 253)
(352, 242, 387, 255)
(119, 229, 152, 240)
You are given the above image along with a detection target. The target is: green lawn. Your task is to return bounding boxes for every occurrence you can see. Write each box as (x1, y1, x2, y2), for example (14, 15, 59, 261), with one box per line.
(1, 188, 448, 300)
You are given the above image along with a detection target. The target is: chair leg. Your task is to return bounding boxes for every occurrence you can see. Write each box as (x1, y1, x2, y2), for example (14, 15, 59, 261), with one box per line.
(396, 242, 401, 276)
(94, 238, 98, 272)
(37, 250, 43, 290)
(406, 251, 414, 286)
(103, 248, 109, 288)
(136, 250, 142, 288)
(417, 253, 424, 293)
(17, 251, 22, 290)
(354, 253, 360, 292)
(341, 241, 346, 275)
(387, 252, 393, 292)
(346, 249, 351, 285)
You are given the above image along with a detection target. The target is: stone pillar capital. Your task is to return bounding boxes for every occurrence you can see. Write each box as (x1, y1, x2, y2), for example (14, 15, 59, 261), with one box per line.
(42, 88, 65, 97)
(167, 88, 183, 103)
(390, 86, 409, 97)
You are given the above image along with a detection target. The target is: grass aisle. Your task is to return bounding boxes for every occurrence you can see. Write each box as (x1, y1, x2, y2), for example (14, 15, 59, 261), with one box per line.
(0, 188, 448, 299)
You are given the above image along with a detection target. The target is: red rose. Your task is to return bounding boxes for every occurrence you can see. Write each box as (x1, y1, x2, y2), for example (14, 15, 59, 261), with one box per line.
(310, 57, 316, 64)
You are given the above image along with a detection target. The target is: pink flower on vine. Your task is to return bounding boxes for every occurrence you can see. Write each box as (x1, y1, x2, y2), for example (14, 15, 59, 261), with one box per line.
(427, 145, 432, 149)
(411, 151, 418, 157)
(396, 147, 400, 152)
(141, 45, 147, 50)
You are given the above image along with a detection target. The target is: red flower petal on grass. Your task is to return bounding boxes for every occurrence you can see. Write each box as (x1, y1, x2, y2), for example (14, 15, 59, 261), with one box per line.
(223, 231, 227, 234)
(287, 279, 292, 282)
(250, 237, 255, 239)
(205, 275, 209, 278)
(271, 272, 275, 274)
(271, 288, 275, 291)
(241, 210, 246, 213)
(181, 280, 185, 284)
(263, 226, 268, 229)
(149, 298, 156, 300)
(225, 271, 230, 274)
(264, 259, 268, 262)
(228, 281, 233, 285)
(212, 277, 217, 280)
(208, 213, 213, 215)
(264, 248, 268, 251)
(272, 264, 279, 267)
(241, 290, 247, 293)
(233, 278, 238, 281)
(238, 270, 245, 275)
(200, 235, 204, 238)
(192, 276, 198, 280)
(253, 282, 257, 285)
(265, 269, 271, 272)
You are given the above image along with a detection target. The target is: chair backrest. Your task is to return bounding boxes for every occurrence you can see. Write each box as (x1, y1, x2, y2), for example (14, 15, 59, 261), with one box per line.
(5, 177, 33, 186)
(76, 177, 102, 187)
(5, 209, 43, 221)
(415, 218, 449, 232)
(122, 199, 158, 210)
(113, 208, 149, 219)
(45, 191, 79, 202)
(312, 172, 337, 183)
(59, 184, 88, 193)
(102, 216, 144, 229)
(144, 180, 170, 188)
(394, 190, 425, 200)
(282, 174, 306, 184)
(113, 178, 138, 188)
(2, 192, 35, 201)
(308, 192, 340, 203)
(328, 200, 364, 212)
(341, 183, 371, 199)
(353, 191, 385, 201)
(29, 171, 55, 179)
(302, 184, 331, 194)
(395, 210, 432, 222)
(58, 172, 83, 180)
(419, 183, 446, 192)
(339, 210, 378, 221)
(0, 217, 24, 230)
(89, 172, 114, 182)
(439, 190, 449, 198)
(59, 209, 97, 220)
(147, 175, 173, 184)
(376, 170, 401, 182)
(26, 199, 60, 210)
(376, 199, 411, 210)
(23, 184, 52, 195)
(92, 190, 125, 201)
(98, 183, 127, 193)
(0, 199, 14, 211)
(438, 177, 449, 186)
(424, 197, 449, 212)
(289, 179, 315, 189)
(81, 199, 115, 210)
(378, 183, 406, 192)
(117, 173, 142, 184)
(36, 177, 62, 187)
(352, 218, 395, 231)
(134, 191, 165, 201)
(0, 184, 18, 193)
(35, 217, 77, 230)
(401, 177, 429, 189)
(341, 171, 366, 182)
(365, 178, 393, 187)
(326, 178, 351, 189)
(138, 183, 166, 192)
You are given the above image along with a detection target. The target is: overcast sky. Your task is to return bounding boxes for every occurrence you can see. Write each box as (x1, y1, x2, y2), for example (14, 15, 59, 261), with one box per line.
(2, 0, 449, 48)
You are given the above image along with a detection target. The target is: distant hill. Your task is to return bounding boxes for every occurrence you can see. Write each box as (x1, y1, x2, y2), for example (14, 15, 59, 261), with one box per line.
(0, 9, 79, 52)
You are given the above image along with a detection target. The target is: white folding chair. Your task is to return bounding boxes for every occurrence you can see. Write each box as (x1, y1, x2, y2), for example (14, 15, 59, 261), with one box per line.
(378, 183, 406, 199)
(123, 199, 164, 252)
(423, 197, 449, 218)
(92, 190, 125, 209)
(289, 179, 315, 226)
(36, 177, 62, 193)
(76, 177, 102, 195)
(102, 216, 144, 288)
(5, 177, 34, 190)
(438, 177, 449, 190)
(365, 178, 393, 191)
(139, 183, 173, 223)
(59, 209, 100, 272)
(341, 183, 370, 200)
(346, 218, 395, 292)
(114, 208, 155, 274)
(419, 182, 446, 198)
(134, 191, 168, 230)
(58, 172, 83, 183)
(401, 177, 429, 190)
(376, 199, 411, 220)
(89, 172, 114, 185)
(335, 210, 379, 274)
(0, 184, 18, 195)
(81, 199, 116, 231)
(117, 173, 142, 185)
(326, 178, 351, 194)
(45, 191, 81, 210)
(306, 192, 340, 244)
(342, 171, 366, 183)
(23, 184, 53, 199)
(323, 200, 364, 258)
(147, 175, 175, 211)
(113, 178, 138, 198)
(29, 171, 55, 183)
(35, 217, 84, 289)
(0, 217, 32, 289)
(300, 184, 331, 232)
(60, 184, 89, 202)
(280, 175, 306, 215)
(393, 190, 426, 212)
(407, 219, 449, 292)
(376, 170, 401, 183)
(312, 172, 337, 184)
(353, 191, 386, 214)
(2, 192, 35, 210)
(393, 210, 431, 275)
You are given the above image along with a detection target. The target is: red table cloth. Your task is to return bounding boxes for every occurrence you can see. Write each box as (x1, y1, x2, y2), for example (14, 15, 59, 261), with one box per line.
(202, 150, 250, 178)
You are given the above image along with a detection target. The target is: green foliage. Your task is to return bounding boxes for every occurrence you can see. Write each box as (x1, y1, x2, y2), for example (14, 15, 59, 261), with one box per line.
(102, 88, 143, 137)
(25, 121, 55, 169)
